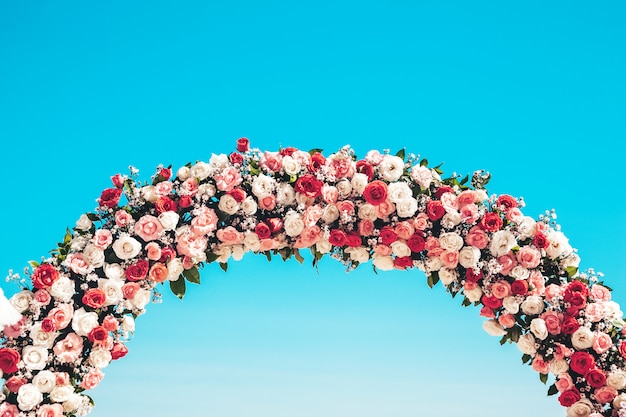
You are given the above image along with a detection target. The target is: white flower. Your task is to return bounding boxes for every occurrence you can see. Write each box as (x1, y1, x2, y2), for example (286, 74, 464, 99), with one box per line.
(177, 166, 190, 180)
(131, 289, 152, 310)
(321, 205, 340, 224)
(231, 245, 245, 261)
(509, 266, 530, 280)
(89, 347, 112, 369)
(197, 183, 216, 198)
(372, 254, 395, 271)
(483, 319, 506, 336)
(423, 256, 442, 272)
(464, 285, 482, 302)
(441, 212, 462, 229)
(284, 212, 305, 237)
(190, 161, 211, 180)
(166, 258, 184, 281)
(387, 182, 412, 203)
(396, 198, 418, 218)
(516, 216, 536, 239)
(112, 235, 142, 260)
(30, 322, 58, 348)
(75, 214, 92, 231)
(214, 245, 231, 263)
(71, 308, 99, 336)
(63, 393, 86, 414)
(545, 230, 572, 259)
(50, 385, 74, 403)
(121, 315, 135, 333)
(10, 290, 33, 313)
(50, 277, 75, 303)
(458, 246, 481, 269)
(276, 183, 296, 206)
(566, 399, 593, 417)
(520, 295, 544, 316)
(158, 211, 180, 231)
(336, 179, 353, 199)
(345, 246, 370, 263)
(410, 165, 432, 188)
(502, 296, 520, 314)
(251, 174, 276, 198)
(82, 244, 105, 268)
(243, 232, 261, 252)
(489, 230, 517, 257)
(104, 263, 125, 280)
(530, 318, 548, 340)
(98, 278, 123, 306)
(282, 155, 300, 175)
(378, 155, 405, 182)
(357, 203, 377, 221)
(140, 185, 158, 203)
(218, 194, 240, 215)
(22, 345, 49, 370)
(561, 253, 580, 270)
(516, 333, 537, 355)
(549, 359, 569, 375)
(209, 153, 229, 172)
(391, 241, 411, 258)
(607, 370, 626, 390)
(17, 384, 43, 411)
(351, 173, 368, 195)
(614, 393, 626, 411)
(604, 301, 624, 321)
(439, 233, 464, 252)
(32, 370, 56, 393)
(439, 267, 458, 285)
(316, 238, 332, 254)
(241, 196, 258, 215)
(571, 327, 594, 350)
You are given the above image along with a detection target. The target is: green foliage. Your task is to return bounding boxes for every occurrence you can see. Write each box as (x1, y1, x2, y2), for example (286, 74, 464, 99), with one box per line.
(170, 276, 186, 300)
(183, 266, 201, 284)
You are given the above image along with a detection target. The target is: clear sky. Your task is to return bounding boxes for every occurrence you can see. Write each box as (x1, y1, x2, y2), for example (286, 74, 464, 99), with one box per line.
(1, 1, 625, 416)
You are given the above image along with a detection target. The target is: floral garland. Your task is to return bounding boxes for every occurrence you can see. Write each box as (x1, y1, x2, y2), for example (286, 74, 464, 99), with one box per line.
(1, 138, 625, 417)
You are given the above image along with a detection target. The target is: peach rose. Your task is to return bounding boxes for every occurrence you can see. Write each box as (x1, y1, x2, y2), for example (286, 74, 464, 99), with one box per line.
(216, 226, 245, 245)
(148, 263, 169, 283)
(134, 215, 163, 242)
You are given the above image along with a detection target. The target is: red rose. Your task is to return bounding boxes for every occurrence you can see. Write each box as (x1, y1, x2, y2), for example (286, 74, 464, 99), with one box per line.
(511, 280, 528, 295)
(328, 229, 347, 246)
(533, 232, 549, 249)
(434, 186, 454, 199)
(0, 347, 20, 374)
(88, 325, 109, 344)
(355, 160, 375, 181)
(111, 342, 129, 360)
(496, 194, 518, 211)
(295, 174, 323, 198)
(565, 292, 587, 315)
(363, 181, 388, 206)
(236, 137, 250, 152)
(585, 368, 606, 388)
(558, 389, 581, 407)
(379, 226, 398, 245)
(479, 212, 503, 232)
(159, 246, 176, 263)
(99, 187, 123, 208)
(155, 196, 177, 213)
(481, 295, 503, 310)
(426, 200, 445, 221)
(560, 315, 580, 335)
(41, 317, 56, 332)
(280, 146, 297, 156)
(125, 259, 150, 281)
(345, 232, 362, 247)
(266, 218, 283, 233)
(229, 152, 244, 165)
(465, 268, 483, 283)
(228, 188, 247, 203)
(5, 376, 27, 392)
(570, 351, 595, 375)
(179, 195, 193, 208)
(619, 341, 626, 359)
(82, 288, 107, 309)
(255, 222, 272, 239)
(31, 263, 60, 289)
(158, 167, 172, 181)
(394, 256, 413, 270)
(407, 233, 426, 253)
(308, 152, 326, 172)
(565, 281, 589, 298)
(111, 173, 125, 188)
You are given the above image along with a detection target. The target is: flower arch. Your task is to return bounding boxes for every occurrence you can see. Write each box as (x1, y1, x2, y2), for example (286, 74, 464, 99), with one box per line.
(1, 138, 625, 417)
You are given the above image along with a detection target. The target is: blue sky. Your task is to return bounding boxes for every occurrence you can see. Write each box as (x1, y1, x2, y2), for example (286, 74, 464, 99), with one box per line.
(1, 1, 625, 416)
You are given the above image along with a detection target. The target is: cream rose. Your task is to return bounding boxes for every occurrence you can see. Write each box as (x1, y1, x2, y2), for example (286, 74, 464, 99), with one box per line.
(10, 290, 34, 313)
(32, 370, 57, 393)
(502, 296, 520, 314)
(49, 277, 75, 303)
(89, 347, 112, 369)
(22, 345, 49, 370)
(439, 233, 464, 251)
(209, 153, 229, 171)
(458, 246, 481, 269)
(243, 232, 261, 252)
(158, 211, 180, 231)
(390, 241, 411, 258)
(489, 230, 517, 257)
(336, 179, 352, 199)
(530, 318, 548, 340)
(71, 308, 99, 336)
(441, 211, 462, 229)
(509, 266, 530, 280)
(571, 326, 594, 350)
(357, 203, 378, 221)
(75, 214, 92, 231)
(166, 258, 184, 281)
(177, 166, 191, 180)
(276, 183, 296, 206)
(197, 183, 216, 199)
(131, 288, 151, 310)
(189, 161, 211, 180)
(49, 385, 74, 403)
(345, 246, 370, 263)
(284, 212, 305, 237)
(410, 165, 432, 188)
(372, 254, 395, 271)
(17, 384, 43, 411)
(566, 399, 593, 417)
(387, 182, 412, 203)
(379, 155, 405, 181)
(140, 185, 158, 203)
(321, 205, 340, 224)
(112, 235, 142, 260)
(281, 155, 300, 175)
(517, 216, 536, 239)
(103, 263, 124, 280)
(607, 370, 626, 390)
(424, 256, 442, 272)
(241, 196, 258, 216)
(396, 198, 418, 218)
(30, 323, 58, 348)
(98, 278, 123, 306)
(439, 267, 458, 286)
(464, 285, 482, 302)
(521, 295, 544, 316)
(316, 238, 332, 254)
(251, 174, 275, 198)
(546, 230, 573, 259)
(516, 333, 537, 355)
(351, 173, 368, 195)
(549, 359, 569, 375)
(483, 319, 507, 336)
(218, 194, 240, 215)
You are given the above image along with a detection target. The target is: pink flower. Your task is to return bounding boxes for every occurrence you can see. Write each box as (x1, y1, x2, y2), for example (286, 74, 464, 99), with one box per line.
(155, 181, 173, 196)
(260, 151, 282, 173)
(590, 284, 611, 302)
(394, 221, 415, 240)
(374, 244, 392, 256)
(465, 226, 489, 249)
(460, 203, 479, 224)
(328, 155, 355, 179)
(0, 402, 19, 417)
(303, 205, 324, 227)
(439, 250, 459, 269)
(545, 284, 563, 301)
(93, 229, 113, 249)
(497, 252, 517, 276)
(593, 331, 613, 354)
(585, 302, 606, 322)
(215, 166, 243, 192)
(516, 246, 541, 269)
(412, 213, 430, 231)
(321, 185, 339, 204)
(531, 356, 550, 374)
(3, 317, 26, 338)
(65, 252, 91, 275)
(37, 404, 64, 417)
(294, 226, 322, 249)
(336, 200, 355, 216)
(180, 178, 199, 196)
(190, 207, 218, 237)
(114, 210, 133, 227)
(498, 313, 516, 328)
(176, 233, 208, 258)
(34, 289, 51, 305)
(595, 386, 617, 404)
(540, 311, 563, 335)
(375, 200, 395, 218)
(48, 304, 73, 330)
(258, 194, 277, 211)
(216, 226, 245, 245)
(122, 282, 140, 300)
(457, 190, 477, 207)
(53, 333, 84, 363)
(134, 215, 164, 242)
(527, 270, 546, 296)
(358, 220, 375, 236)
(491, 280, 512, 299)
(102, 315, 119, 332)
(80, 368, 105, 390)
(555, 373, 575, 392)
(146, 242, 162, 261)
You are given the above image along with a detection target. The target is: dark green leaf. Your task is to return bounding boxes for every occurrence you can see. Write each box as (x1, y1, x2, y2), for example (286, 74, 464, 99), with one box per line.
(183, 267, 201, 284)
(294, 249, 304, 264)
(170, 276, 186, 300)
(206, 252, 220, 263)
(308, 148, 323, 155)
(420, 158, 428, 167)
(219, 262, 228, 272)
(539, 373, 548, 384)
(521, 354, 532, 364)
(395, 148, 406, 160)
(427, 272, 439, 288)
(547, 384, 558, 396)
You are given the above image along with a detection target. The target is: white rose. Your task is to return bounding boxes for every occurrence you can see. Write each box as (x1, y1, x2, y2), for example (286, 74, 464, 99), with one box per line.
(190, 161, 211, 180)
(345, 246, 370, 263)
(140, 185, 158, 203)
(32, 370, 57, 393)
(509, 266, 530, 280)
(241, 196, 258, 216)
(396, 198, 418, 218)
(458, 246, 481, 269)
(530, 318, 548, 340)
(516, 216, 536, 239)
(89, 347, 112, 369)
(63, 393, 86, 414)
(372, 254, 394, 271)
(549, 359, 569, 375)
(177, 166, 190, 180)
(49, 385, 74, 403)
(104, 263, 125, 280)
(197, 183, 216, 199)
(546, 231, 572, 259)
(22, 345, 49, 370)
(483, 319, 506, 336)
(243, 232, 261, 252)
(424, 256, 442, 272)
(75, 214, 92, 231)
(571, 326, 594, 350)
(439, 267, 458, 286)
(166, 258, 184, 281)
(98, 278, 123, 306)
(390, 241, 411, 258)
(561, 254, 581, 270)
(316, 238, 332, 254)
(614, 393, 626, 411)
(281, 155, 300, 175)
(474, 189, 488, 202)
(489, 230, 517, 257)
(439, 233, 464, 251)
(30, 323, 58, 348)
(357, 203, 377, 221)
(351, 173, 368, 195)
(336, 179, 352, 199)
(17, 384, 43, 411)
(387, 182, 412, 203)
(410, 165, 432, 188)
(321, 205, 340, 224)
(251, 174, 276, 198)
(516, 333, 537, 355)
(379, 155, 405, 182)
(284, 212, 305, 237)
(209, 153, 229, 172)
(10, 290, 33, 313)
(131, 289, 151, 310)
(218, 194, 240, 215)
(49, 277, 75, 303)
(441, 211, 462, 229)
(604, 301, 623, 321)
(112, 236, 142, 260)
(158, 211, 180, 231)
(521, 295, 544, 316)
(273, 184, 293, 207)
(71, 307, 99, 336)
(231, 245, 245, 261)
(214, 245, 231, 263)
(607, 370, 626, 390)
(464, 285, 482, 303)
(502, 296, 520, 314)
(121, 315, 135, 333)
(82, 244, 104, 268)
(566, 399, 593, 417)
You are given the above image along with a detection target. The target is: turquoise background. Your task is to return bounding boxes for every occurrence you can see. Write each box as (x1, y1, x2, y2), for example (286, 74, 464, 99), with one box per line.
(1, 1, 625, 416)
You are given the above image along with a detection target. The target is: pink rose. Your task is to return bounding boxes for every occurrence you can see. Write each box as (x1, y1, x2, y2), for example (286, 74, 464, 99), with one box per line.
(375, 200, 395, 218)
(439, 250, 459, 269)
(80, 368, 105, 390)
(544, 284, 563, 301)
(93, 229, 113, 250)
(497, 252, 517, 276)
(65, 252, 91, 275)
(590, 284, 611, 302)
(0, 403, 19, 417)
(531, 356, 550, 374)
(425, 236, 444, 257)
(260, 151, 282, 173)
(176, 233, 208, 258)
(505, 207, 523, 222)
(4, 376, 26, 392)
(491, 280, 511, 299)
(440, 192, 458, 212)
(593, 331, 613, 354)
(134, 215, 163, 242)
(53, 333, 84, 363)
(540, 311, 562, 335)
(479, 306, 495, 318)
(358, 220, 375, 237)
(190, 207, 218, 237)
(146, 242, 162, 261)
(3, 317, 26, 338)
(114, 210, 133, 227)
(37, 404, 64, 417)
(122, 282, 140, 300)
(111, 342, 129, 360)
(374, 245, 392, 256)
(465, 226, 489, 249)
(457, 190, 477, 207)
(111, 173, 124, 188)
(102, 315, 119, 332)
(555, 373, 575, 392)
(155, 181, 173, 196)
(56, 372, 70, 386)
(554, 343, 572, 360)
(394, 221, 415, 240)
(516, 246, 541, 269)
(585, 302, 606, 322)
(294, 226, 322, 248)
(48, 304, 73, 330)
(216, 226, 245, 245)
(498, 313, 516, 328)
(303, 205, 324, 227)
(412, 213, 430, 231)
(180, 178, 199, 196)
(328, 155, 355, 179)
(258, 194, 277, 211)
(259, 238, 280, 252)
(34, 289, 51, 305)
(460, 203, 479, 224)
(215, 166, 243, 192)
(527, 270, 545, 296)
(595, 386, 617, 404)
(336, 200, 355, 216)
(321, 185, 339, 204)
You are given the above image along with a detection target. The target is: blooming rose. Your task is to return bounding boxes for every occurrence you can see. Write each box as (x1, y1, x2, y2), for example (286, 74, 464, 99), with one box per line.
(82, 288, 106, 309)
(411, 165, 432, 188)
(0, 348, 20, 374)
(30, 322, 58, 348)
(236, 137, 250, 152)
(546, 230, 572, 259)
(357, 203, 378, 221)
(71, 307, 98, 336)
(570, 351, 595, 375)
(32, 370, 57, 393)
(17, 384, 43, 411)
(49, 384, 74, 403)
(585, 368, 606, 388)
(215, 166, 242, 192)
(529, 318, 548, 340)
(284, 213, 305, 237)
(426, 200, 445, 221)
(112, 235, 142, 260)
(31, 264, 60, 289)
(489, 230, 517, 257)
(482, 319, 506, 336)
(167, 258, 184, 281)
(53, 333, 83, 363)
(251, 174, 276, 198)
(549, 359, 569, 375)
(607, 370, 626, 390)
(10, 290, 33, 313)
(22, 346, 49, 371)
(218, 193, 240, 215)
(378, 155, 404, 181)
(48, 304, 73, 330)
(351, 173, 368, 195)
(516, 333, 536, 355)
(521, 295, 544, 316)
(479, 212, 503, 232)
(595, 386, 617, 404)
(559, 389, 581, 407)
(571, 326, 594, 350)
(98, 187, 122, 208)
(217, 226, 245, 244)
(363, 181, 388, 206)
(148, 263, 169, 283)
(465, 226, 488, 249)
(80, 368, 105, 390)
(372, 254, 394, 271)
(89, 346, 112, 369)
(566, 399, 594, 417)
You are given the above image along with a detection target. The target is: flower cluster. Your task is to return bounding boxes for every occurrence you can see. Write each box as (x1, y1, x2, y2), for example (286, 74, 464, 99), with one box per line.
(1, 137, 625, 417)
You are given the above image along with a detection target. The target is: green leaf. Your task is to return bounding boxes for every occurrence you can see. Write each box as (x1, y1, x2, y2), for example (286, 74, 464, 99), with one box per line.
(183, 267, 201, 284)
(28, 260, 40, 268)
(539, 373, 548, 384)
(219, 262, 228, 272)
(427, 272, 439, 288)
(308, 148, 323, 155)
(521, 354, 532, 364)
(547, 384, 559, 396)
(499, 334, 508, 345)
(170, 276, 186, 300)
(508, 326, 522, 343)
(419, 158, 428, 167)
(264, 251, 272, 262)
(206, 252, 220, 263)
(294, 249, 304, 264)
(565, 266, 578, 278)
(395, 148, 406, 160)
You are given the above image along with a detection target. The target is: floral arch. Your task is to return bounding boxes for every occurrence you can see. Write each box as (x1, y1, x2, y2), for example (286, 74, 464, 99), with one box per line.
(0, 138, 625, 417)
